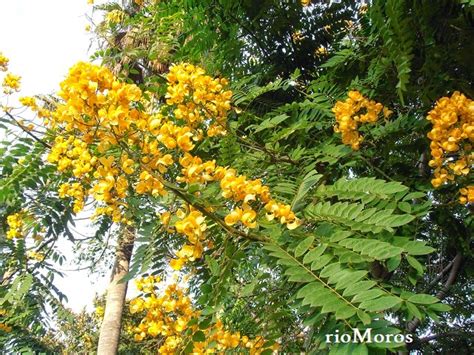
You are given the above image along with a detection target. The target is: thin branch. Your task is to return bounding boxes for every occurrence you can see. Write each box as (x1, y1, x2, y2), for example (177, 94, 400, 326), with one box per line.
(407, 252, 463, 333)
(357, 153, 394, 181)
(4, 111, 51, 148)
(425, 257, 458, 294)
(417, 331, 474, 344)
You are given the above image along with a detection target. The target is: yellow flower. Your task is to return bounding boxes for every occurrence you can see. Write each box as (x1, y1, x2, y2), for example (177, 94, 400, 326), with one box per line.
(170, 258, 186, 270)
(95, 306, 105, 318)
(333, 91, 387, 150)
(224, 208, 242, 226)
(19, 96, 37, 109)
(130, 298, 145, 314)
(426, 92, 473, 197)
(315, 46, 328, 56)
(6, 212, 24, 239)
(0, 323, 12, 333)
(26, 251, 45, 262)
(106, 10, 125, 24)
(0, 52, 9, 71)
(2, 73, 21, 93)
(129, 277, 277, 353)
(459, 186, 474, 204)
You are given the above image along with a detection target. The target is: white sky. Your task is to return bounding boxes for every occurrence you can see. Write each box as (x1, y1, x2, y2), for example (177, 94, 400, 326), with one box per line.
(0, 0, 94, 96)
(0, 0, 111, 312)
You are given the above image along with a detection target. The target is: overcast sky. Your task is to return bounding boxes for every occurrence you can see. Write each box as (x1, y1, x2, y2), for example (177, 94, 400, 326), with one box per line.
(0, 0, 94, 96)
(0, 0, 110, 312)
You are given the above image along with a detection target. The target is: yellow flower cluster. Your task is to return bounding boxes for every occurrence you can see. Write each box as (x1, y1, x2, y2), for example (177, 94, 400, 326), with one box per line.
(95, 305, 105, 319)
(106, 10, 126, 24)
(333, 90, 392, 150)
(0, 323, 12, 333)
(6, 213, 23, 239)
(292, 31, 304, 43)
(130, 277, 278, 354)
(46, 62, 150, 222)
(264, 200, 300, 229)
(0, 311, 9, 333)
(166, 63, 231, 137)
(2, 73, 21, 94)
(170, 208, 207, 270)
(301, 0, 311, 6)
(426, 92, 473, 201)
(26, 250, 45, 262)
(459, 186, 474, 204)
(177, 152, 300, 230)
(315, 46, 328, 57)
(0, 52, 8, 72)
(48, 136, 95, 176)
(47, 62, 234, 227)
(58, 182, 86, 213)
(19, 96, 37, 109)
(19, 96, 51, 118)
(45, 61, 299, 269)
(54, 61, 145, 134)
(151, 119, 197, 152)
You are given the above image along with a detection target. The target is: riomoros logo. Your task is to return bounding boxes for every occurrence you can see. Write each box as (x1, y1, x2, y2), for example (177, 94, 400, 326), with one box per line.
(325, 329, 413, 344)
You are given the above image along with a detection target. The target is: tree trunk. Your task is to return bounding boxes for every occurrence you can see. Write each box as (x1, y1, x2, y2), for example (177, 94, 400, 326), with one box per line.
(97, 225, 135, 355)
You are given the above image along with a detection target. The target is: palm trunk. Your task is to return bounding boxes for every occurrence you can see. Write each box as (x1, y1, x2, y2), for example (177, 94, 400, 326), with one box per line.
(97, 225, 135, 355)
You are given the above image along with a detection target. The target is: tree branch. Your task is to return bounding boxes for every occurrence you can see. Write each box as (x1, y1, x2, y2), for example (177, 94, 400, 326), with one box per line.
(407, 252, 463, 333)
(417, 331, 474, 344)
(4, 111, 51, 148)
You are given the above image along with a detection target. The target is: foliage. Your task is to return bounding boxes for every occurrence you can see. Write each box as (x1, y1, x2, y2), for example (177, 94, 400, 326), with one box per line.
(0, 0, 473, 354)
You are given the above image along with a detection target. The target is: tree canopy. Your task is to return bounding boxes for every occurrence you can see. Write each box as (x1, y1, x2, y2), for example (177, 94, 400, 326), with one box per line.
(0, 0, 473, 354)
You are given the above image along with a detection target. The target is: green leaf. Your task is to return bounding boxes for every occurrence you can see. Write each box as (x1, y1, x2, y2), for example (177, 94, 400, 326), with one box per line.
(357, 310, 372, 325)
(403, 241, 435, 255)
(241, 281, 257, 297)
(343, 281, 376, 297)
(406, 255, 423, 274)
(295, 236, 314, 257)
(303, 288, 333, 307)
(335, 271, 368, 290)
(330, 231, 353, 242)
(297, 282, 322, 299)
(403, 192, 425, 201)
(291, 170, 322, 212)
(321, 297, 346, 314)
(193, 330, 206, 342)
(303, 244, 327, 264)
(407, 294, 439, 304)
(397, 201, 411, 213)
(285, 266, 314, 283)
(386, 255, 401, 272)
(254, 113, 289, 133)
(311, 254, 333, 270)
(384, 214, 415, 227)
(206, 256, 220, 276)
(329, 343, 368, 355)
(335, 305, 357, 320)
(406, 301, 422, 319)
(360, 296, 402, 312)
(320, 263, 341, 278)
(428, 303, 452, 312)
(352, 289, 385, 303)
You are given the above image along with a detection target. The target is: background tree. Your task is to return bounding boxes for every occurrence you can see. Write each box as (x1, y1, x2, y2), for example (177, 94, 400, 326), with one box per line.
(0, 0, 472, 354)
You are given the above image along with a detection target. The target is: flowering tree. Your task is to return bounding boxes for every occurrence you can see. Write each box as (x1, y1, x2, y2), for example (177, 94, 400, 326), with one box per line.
(1, 0, 473, 354)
